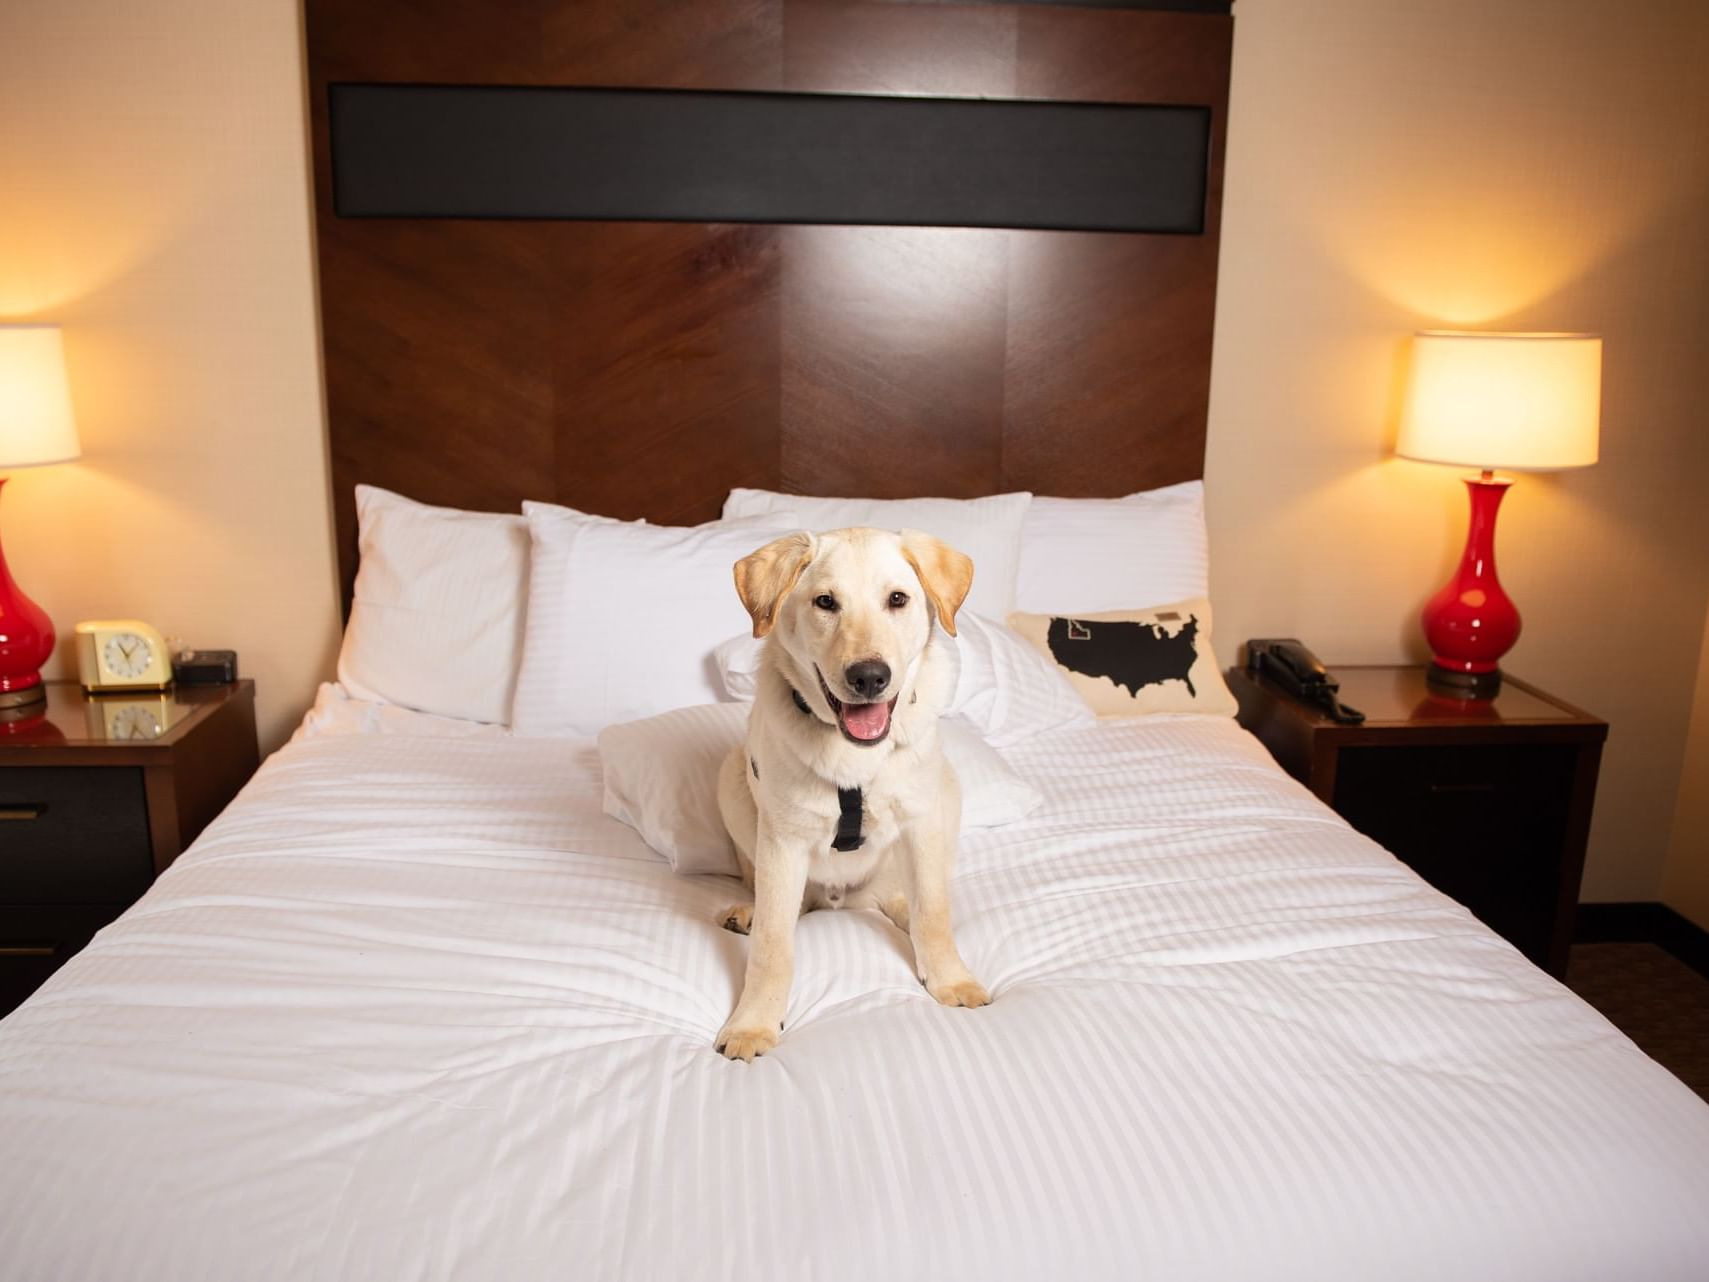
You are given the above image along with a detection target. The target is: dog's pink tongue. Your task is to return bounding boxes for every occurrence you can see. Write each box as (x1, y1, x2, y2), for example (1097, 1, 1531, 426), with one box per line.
(840, 699, 892, 741)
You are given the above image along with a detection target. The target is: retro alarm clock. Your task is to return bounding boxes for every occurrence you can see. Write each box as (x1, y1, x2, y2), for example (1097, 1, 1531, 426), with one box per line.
(74, 619, 174, 693)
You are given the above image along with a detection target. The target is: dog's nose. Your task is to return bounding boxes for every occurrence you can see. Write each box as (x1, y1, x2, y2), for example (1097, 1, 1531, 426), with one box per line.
(845, 660, 891, 700)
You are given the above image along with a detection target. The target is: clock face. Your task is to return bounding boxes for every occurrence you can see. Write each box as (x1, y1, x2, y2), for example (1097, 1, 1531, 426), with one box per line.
(102, 632, 154, 680)
(108, 704, 163, 741)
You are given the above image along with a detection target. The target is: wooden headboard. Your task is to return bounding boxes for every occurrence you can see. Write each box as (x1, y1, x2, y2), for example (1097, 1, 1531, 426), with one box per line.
(305, 0, 1234, 609)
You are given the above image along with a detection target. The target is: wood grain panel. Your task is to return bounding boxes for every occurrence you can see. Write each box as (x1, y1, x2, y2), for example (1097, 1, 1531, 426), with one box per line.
(1002, 5, 1231, 495)
(310, 0, 784, 87)
(1001, 231, 1213, 494)
(783, 0, 1017, 97)
(306, 0, 1234, 609)
(321, 219, 556, 601)
(553, 222, 782, 524)
(781, 225, 1008, 498)
(539, 0, 783, 88)
(309, 0, 558, 83)
(1014, 4, 1233, 105)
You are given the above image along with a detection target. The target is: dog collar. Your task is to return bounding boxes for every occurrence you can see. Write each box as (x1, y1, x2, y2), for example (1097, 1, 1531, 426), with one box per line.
(787, 684, 865, 852)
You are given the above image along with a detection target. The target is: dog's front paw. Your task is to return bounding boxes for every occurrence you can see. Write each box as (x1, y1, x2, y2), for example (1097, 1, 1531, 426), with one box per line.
(720, 904, 753, 935)
(715, 1019, 779, 1061)
(923, 972, 991, 1009)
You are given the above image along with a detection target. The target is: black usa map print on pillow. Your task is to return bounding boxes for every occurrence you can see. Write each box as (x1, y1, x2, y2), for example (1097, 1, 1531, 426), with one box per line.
(1045, 614, 1200, 698)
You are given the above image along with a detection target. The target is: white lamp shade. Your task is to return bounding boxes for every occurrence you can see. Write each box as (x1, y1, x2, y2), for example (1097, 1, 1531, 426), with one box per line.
(0, 325, 82, 469)
(1398, 331, 1601, 471)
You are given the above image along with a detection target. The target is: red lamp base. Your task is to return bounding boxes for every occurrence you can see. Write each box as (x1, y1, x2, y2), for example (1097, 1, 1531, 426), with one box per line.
(1421, 472, 1521, 700)
(0, 477, 56, 708)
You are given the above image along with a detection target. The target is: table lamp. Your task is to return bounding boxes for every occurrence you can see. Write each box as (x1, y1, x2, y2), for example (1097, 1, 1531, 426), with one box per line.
(1397, 330, 1601, 697)
(0, 325, 82, 710)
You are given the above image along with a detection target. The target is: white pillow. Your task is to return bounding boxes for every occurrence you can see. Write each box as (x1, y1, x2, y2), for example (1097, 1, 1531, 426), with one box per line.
(714, 614, 1087, 749)
(722, 488, 1031, 621)
(1016, 480, 1208, 614)
(948, 613, 1093, 747)
(712, 633, 771, 702)
(1006, 599, 1238, 718)
(510, 505, 801, 737)
(336, 485, 530, 726)
(599, 703, 1042, 876)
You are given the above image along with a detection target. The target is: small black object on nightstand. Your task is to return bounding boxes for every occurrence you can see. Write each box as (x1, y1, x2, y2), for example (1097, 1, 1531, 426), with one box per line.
(1228, 663, 1607, 979)
(173, 649, 239, 686)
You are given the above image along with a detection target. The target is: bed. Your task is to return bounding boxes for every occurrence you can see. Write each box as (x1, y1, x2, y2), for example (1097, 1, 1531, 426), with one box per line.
(2, 687, 1706, 1280)
(5, 3, 1704, 1276)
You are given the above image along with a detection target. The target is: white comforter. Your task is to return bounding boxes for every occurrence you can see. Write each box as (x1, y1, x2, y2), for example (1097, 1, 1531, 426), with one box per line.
(1, 692, 1706, 1281)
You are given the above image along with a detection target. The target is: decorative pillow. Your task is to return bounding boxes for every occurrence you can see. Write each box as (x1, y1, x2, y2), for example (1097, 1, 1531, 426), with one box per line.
(721, 488, 1031, 621)
(1006, 599, 1237, 718)
(1016, 480, 1209, 614)
(510, 505, 801, 737)
(336, 485, 530, 726)
(599, 703, 1043, 876)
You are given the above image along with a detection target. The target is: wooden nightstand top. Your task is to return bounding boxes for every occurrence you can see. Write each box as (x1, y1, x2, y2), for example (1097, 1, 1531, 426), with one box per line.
(1228, 665, 1606, 748)
(0, 680, 256, 766)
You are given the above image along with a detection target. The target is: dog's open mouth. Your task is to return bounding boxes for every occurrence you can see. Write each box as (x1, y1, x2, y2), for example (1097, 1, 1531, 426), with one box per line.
(817, 668, 897, 745)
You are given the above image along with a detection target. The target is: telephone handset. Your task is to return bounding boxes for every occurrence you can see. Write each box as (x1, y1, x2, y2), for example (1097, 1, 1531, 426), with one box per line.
(1246, 638, 1366, 725)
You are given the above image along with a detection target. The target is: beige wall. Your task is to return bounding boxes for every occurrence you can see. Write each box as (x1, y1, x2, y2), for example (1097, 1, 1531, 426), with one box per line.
(1662, 604, 1709, 930)
(0, 0, 339, 751)
(1207, 0, 1709, 902)
(6, 0, 1709, 906)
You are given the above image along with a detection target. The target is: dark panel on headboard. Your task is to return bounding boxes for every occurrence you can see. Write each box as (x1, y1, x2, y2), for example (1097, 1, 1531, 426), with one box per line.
(306, 0, 1233, 610)
(331, 84, 1210, 233)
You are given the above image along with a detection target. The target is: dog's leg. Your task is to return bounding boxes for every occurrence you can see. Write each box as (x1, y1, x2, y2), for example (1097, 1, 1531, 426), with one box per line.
(878, 893, 910, 934)
(717, 749, 760, 934)
(905, 812, 990, 1010)
(722, 854, 824, 934)
(716, 821, 809, 1061)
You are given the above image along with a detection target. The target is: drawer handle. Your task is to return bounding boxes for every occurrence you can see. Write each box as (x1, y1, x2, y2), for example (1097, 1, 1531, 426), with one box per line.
(0, 804, 46, 821)
(0, 945, 56, 957)
(1429, 782, 1496, 794)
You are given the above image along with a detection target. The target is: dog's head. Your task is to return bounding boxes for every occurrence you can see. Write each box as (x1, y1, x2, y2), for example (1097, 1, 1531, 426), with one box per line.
(733, 527, 973, 746)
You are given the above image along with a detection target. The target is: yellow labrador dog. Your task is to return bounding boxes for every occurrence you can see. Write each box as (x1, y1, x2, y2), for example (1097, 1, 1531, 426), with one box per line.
(714, 527, 990, 1060)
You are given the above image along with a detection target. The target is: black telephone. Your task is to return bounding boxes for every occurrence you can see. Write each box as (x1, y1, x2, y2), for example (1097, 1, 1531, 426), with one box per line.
(1246, 638, 1366, 724)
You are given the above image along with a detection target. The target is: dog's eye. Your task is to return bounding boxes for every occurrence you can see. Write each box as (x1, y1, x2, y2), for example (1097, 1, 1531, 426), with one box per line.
(813, 594, 839, 612)
(887, 591, 909, 609)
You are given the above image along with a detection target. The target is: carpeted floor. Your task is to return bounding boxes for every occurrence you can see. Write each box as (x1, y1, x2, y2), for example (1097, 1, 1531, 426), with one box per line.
(1567, 942, 1709, 1104)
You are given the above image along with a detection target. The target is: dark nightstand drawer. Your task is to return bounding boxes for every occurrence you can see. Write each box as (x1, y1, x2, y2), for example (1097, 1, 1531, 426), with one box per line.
(1333, 743, 1577, 964)
(0, 768, 154, 905)
(0, 904, 116, 1016)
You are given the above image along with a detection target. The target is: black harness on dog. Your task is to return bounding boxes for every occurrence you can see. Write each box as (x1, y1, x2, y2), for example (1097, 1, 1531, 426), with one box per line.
(786, 685, 865, 852)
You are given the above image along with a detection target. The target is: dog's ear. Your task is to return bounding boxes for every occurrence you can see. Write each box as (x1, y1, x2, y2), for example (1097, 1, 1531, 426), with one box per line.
(899, 530, 974, 637)
(733, 532, 816, 638)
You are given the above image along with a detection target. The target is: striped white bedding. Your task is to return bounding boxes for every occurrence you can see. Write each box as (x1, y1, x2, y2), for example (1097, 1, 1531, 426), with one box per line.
(1, 695, 1706, 1281)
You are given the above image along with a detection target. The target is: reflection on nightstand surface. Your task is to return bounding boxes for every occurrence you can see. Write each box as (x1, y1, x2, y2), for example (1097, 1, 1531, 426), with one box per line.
(1316, 666, 1577, 725)
(0, 680, 237, 746)
(83, 694, 184, 741)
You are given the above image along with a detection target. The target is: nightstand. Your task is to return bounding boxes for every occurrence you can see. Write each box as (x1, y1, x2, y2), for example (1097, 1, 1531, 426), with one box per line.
(1229, 664, 1606, 979)
(0, 680, 259, 1015)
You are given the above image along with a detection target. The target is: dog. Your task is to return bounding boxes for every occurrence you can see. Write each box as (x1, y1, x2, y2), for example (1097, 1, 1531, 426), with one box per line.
(713, 527, 990, 1060)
